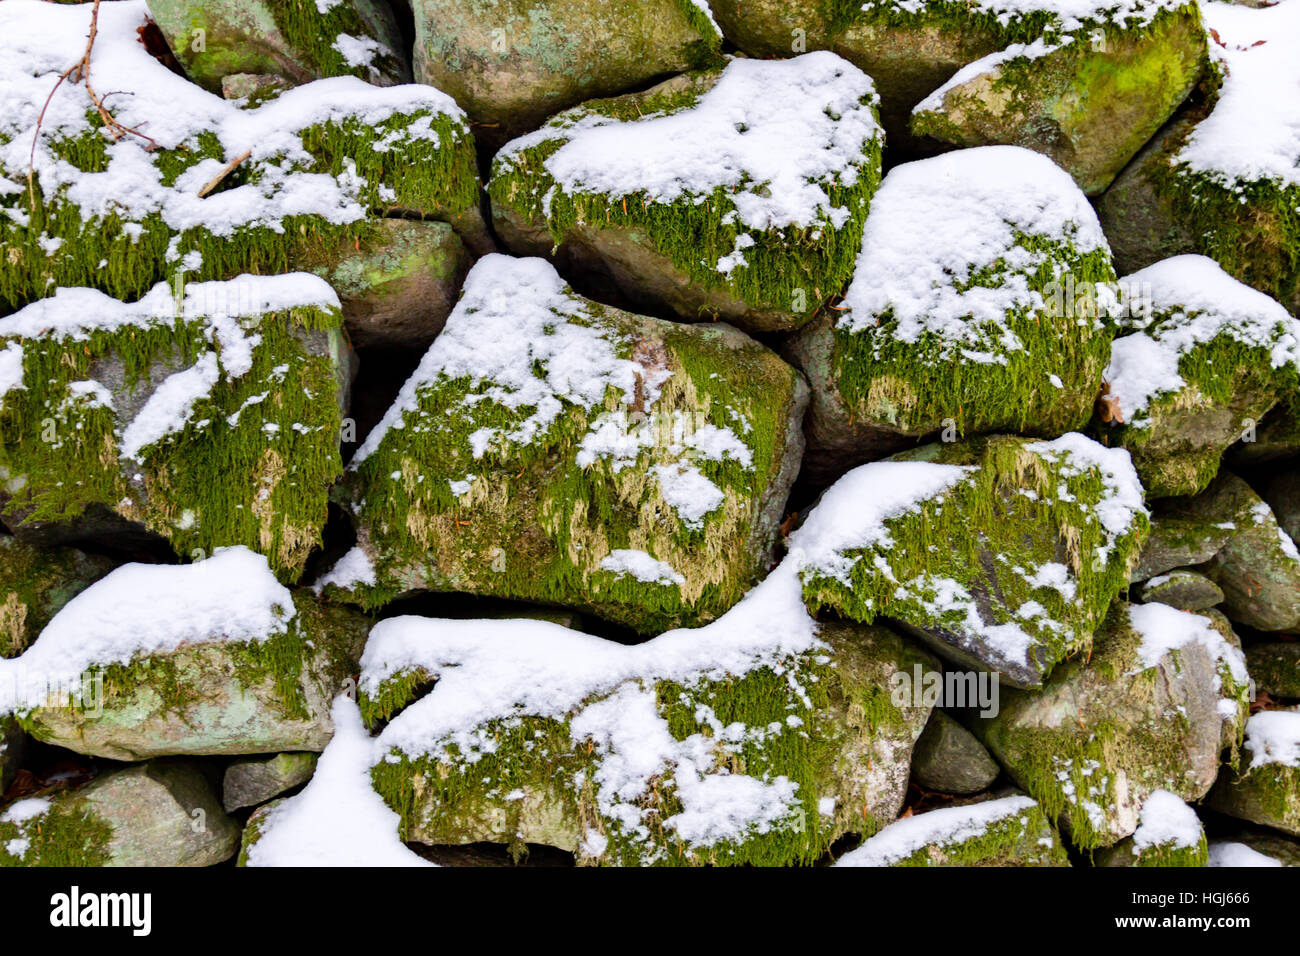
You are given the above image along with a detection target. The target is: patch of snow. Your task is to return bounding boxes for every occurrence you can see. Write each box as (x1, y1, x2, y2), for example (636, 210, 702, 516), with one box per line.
(834, 795, 1040, 866)
(1242, 710, 1300, 770)
(599, 549, 686, 587)
(313, 546, 378, 594)
(1130, 789, 1202, 851)
(1208, 840, 1283, 867)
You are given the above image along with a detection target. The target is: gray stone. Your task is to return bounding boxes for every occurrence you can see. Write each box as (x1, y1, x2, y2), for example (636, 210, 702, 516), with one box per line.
(1245, 643, 1300, 698)
(223, 752, 318, 812)
(910, 709, 1000, 795)
(1138, 569, 1224, 612)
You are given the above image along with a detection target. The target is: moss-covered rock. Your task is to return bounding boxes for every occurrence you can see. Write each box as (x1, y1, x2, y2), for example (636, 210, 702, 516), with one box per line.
(834, 793, 1069, 866)
(1092, 789, 1208, 866)
(0, 2, 479, 314)
(146, 0, 411, 93)
(411, 0, 723, 147)
(1137, 568, 1223, 611)
(791, 433, 1148, 688)
(362, 567, 939, 866)
(0, 537, 116, 659)
(1129, 497, 1238, 583)
(222, 752, 318, 811)
(0, 547, 371, 761)
(711, 0, 1202, 163)
(488, 54, 883, 334)
(331, 255, 807, 634)
(1094, 0, 1300, 315)
(1207, 710, 1300, 837)
(1176, 473, 1300, 632)
(909, 4, 1205, 195)
(973, 602, 1250, 850)
(0, 275, 348, 580)
(0, 760, 239, 866)
(1099, 256, 1299, 499)
(910, 709, 1001, 795)
(784, 146, 1117, 481)
(1212, 828, 1300, 867)
(1245, 643, 1300, 699)
(291, 219, 474, 350)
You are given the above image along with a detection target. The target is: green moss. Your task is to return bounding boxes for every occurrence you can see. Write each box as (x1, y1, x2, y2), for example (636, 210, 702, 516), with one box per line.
(1131, 835, 1209, 867)
(365, 641, 913, 866)
(0, 800, 113, 867)
(831, 239, 1116, 441)
(885, 804, 1069, 866)
(1, 104, 478, 314)
(487, 80, 882, 323)
(265, 0, 406, 83)
(343, 306, 800, 633)
(801, 436, 1147, 679)
(0, 302, 344, 579)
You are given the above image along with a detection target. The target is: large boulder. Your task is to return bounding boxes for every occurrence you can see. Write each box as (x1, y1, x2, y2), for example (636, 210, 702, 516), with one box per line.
(0, 547, 370, 761)
(0, 760, 239, 866)
(328, 255, 808, 635)
(1099, 256, 1300, 498)
(489, 54, 883, 334)
(411, 0, 723, 148)
(146, 0, 411, 93)
(791, 433, 1148, 688)
(1208, 710, 1300, 836)
(711, 0, 1206, 173)
(1095, 0, 1300, 315)
(360, 560, 939, 865)
(0, 1, 481, 312)
(909, 4, 1205, 194)
(834, 794, 1068, 866)
(784, 147, 1117, 482)
(0, 276, 349, 580)
(973, 601, 1250, 850)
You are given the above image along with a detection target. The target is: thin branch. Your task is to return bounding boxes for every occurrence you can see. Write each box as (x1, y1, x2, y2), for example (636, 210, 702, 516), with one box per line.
(197, 149, 251, 198)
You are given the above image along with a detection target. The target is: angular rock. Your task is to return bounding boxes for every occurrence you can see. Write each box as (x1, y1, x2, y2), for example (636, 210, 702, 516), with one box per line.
(910, 709, 1000, 795)
(1137, 569, 1223, 612)
(489, 54, 883, 334)
(1130, 499, 1238, 583)
(1208, 710, 1300, 836)
(1099, 256, 1300, 498)
(291, 219, 474, 350)
(1093, 790, 1208, 866)
(223, 752, 318, 812)
(0, 276, 349, 580)
(784, 147, 1117, 482)
(792, 433, 1148, 688)
(1094, 0, 1300, 315)
(412, 0, 722, 147)
(0, 2, 480, 312)
(909, 5, 1205, 194)
(973, 602, 1250, 850)
(1245, 643, 1300, 699)
(834, 794, 1068, 866)
(146, 0, 411, 93)
(361, 561, 939, 866)
(1178, 474, 1300, 632)
(330, 255, 808, 635)
(0, 547, 371, 761)
(0, 760, 239, 866)
(0, 537, 116, 659)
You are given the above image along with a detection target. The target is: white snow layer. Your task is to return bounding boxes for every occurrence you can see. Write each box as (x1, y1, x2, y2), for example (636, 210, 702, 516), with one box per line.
(1130, 789, 1203, 852)
(1105, 255, 1300, 423)
(0, 547, 293, 714)
(497, 52, 882, 233)
(836, 146, 1114, 358)
(862, 0, 1185, 35)
(834, 795, 1040, 866)
(1127, 600, 1248, 691)
(1208, 841, 1284, 867)
(1242, 710, 1300, 771)
(1175, 0, 1300, 189)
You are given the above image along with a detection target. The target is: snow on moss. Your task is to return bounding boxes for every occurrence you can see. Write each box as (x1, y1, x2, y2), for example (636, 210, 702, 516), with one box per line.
(1242, 711, 1300, 772)
(855, 0, 1189, 38)
(1105, 255, 1300, 425)
(1130, 789, 1202, 852)
(0, 0, 476, 311)
(0, 547, 292, 715)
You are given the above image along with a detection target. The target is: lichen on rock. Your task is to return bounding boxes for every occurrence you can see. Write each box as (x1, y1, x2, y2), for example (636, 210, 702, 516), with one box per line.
(330, 254, 808, 634)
